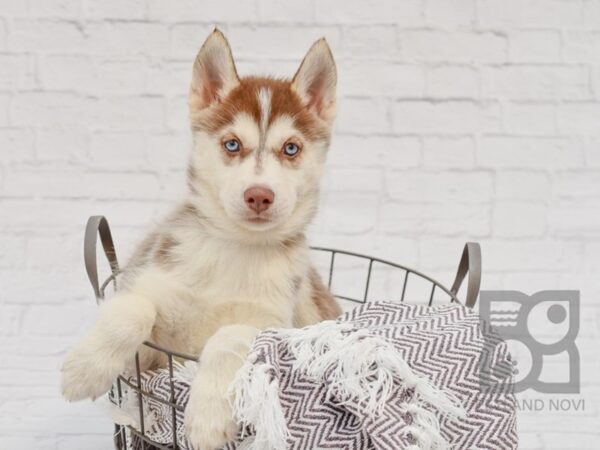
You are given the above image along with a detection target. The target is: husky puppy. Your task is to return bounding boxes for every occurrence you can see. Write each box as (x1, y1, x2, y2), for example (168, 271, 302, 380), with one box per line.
(61, 30, 341, 449)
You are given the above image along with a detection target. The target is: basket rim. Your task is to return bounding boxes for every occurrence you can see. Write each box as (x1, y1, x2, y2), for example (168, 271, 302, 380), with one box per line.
(100, 246, 460, 304)
(310, 246, 460, 302)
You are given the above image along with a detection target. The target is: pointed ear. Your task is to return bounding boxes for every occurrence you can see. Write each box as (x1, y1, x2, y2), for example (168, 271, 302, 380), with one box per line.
(291, 38, 337, 123)
(189, 29, 240, 112)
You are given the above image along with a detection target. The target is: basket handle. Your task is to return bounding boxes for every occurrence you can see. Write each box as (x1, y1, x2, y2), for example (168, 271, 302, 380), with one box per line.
(84, 215, 119, 302)
(450, 242, 481, 308)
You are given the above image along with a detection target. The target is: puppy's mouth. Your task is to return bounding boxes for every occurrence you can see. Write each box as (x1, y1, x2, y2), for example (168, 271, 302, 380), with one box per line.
(241, 213, 278, 230)
(246, 216, 270, 224)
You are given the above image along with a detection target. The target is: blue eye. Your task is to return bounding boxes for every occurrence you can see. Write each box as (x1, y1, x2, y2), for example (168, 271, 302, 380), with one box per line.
(224, 139, 240, 153)
(283, 142, 300, 157)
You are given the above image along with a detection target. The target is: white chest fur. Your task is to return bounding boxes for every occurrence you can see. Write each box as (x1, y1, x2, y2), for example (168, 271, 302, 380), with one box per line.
(169, 226, 309, 311)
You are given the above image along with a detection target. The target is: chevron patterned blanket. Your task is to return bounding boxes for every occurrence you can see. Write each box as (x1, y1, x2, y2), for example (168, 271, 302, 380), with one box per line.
(113, 302, 518, 450)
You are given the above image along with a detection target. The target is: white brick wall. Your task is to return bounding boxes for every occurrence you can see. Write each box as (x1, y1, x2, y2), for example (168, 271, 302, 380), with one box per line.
(1, 1, 599, 449)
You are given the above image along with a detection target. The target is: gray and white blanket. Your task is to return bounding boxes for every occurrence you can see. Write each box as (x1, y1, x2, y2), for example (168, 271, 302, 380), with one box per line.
(113, 302, 518, 450)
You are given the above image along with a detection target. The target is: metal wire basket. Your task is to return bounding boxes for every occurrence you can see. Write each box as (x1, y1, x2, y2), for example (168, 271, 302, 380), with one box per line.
(83, 216, 482, 450)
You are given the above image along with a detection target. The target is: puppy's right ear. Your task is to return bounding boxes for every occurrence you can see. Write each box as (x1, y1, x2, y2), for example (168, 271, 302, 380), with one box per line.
(189, 29, 240, 112)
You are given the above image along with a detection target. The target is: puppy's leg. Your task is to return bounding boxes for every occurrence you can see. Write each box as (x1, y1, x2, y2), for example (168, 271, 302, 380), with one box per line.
(185, 324, 258, 450)
(61, 292, 156, 401)
(185, 305, 285, 450)
(61, 268, 181, 401)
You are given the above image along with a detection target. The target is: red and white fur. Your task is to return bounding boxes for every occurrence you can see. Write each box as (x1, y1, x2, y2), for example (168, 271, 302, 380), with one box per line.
(61, 30, 341, 449)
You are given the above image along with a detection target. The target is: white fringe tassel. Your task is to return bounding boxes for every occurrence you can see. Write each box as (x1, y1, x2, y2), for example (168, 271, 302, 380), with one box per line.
(228, 354, 289, 450)
(230, 321, 466, 450)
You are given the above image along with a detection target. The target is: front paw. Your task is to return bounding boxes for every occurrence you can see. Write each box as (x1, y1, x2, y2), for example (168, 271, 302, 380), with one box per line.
(184, 390, 238, 450)
(61, 343, 122, 402)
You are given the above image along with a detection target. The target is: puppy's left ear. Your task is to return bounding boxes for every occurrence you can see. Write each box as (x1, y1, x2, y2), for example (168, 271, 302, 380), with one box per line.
(291, 38, 337, 124)
(190, 29, 240, 112)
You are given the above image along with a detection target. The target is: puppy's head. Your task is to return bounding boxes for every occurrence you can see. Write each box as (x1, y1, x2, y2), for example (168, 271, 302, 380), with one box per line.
(187, 29, 336, 243)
